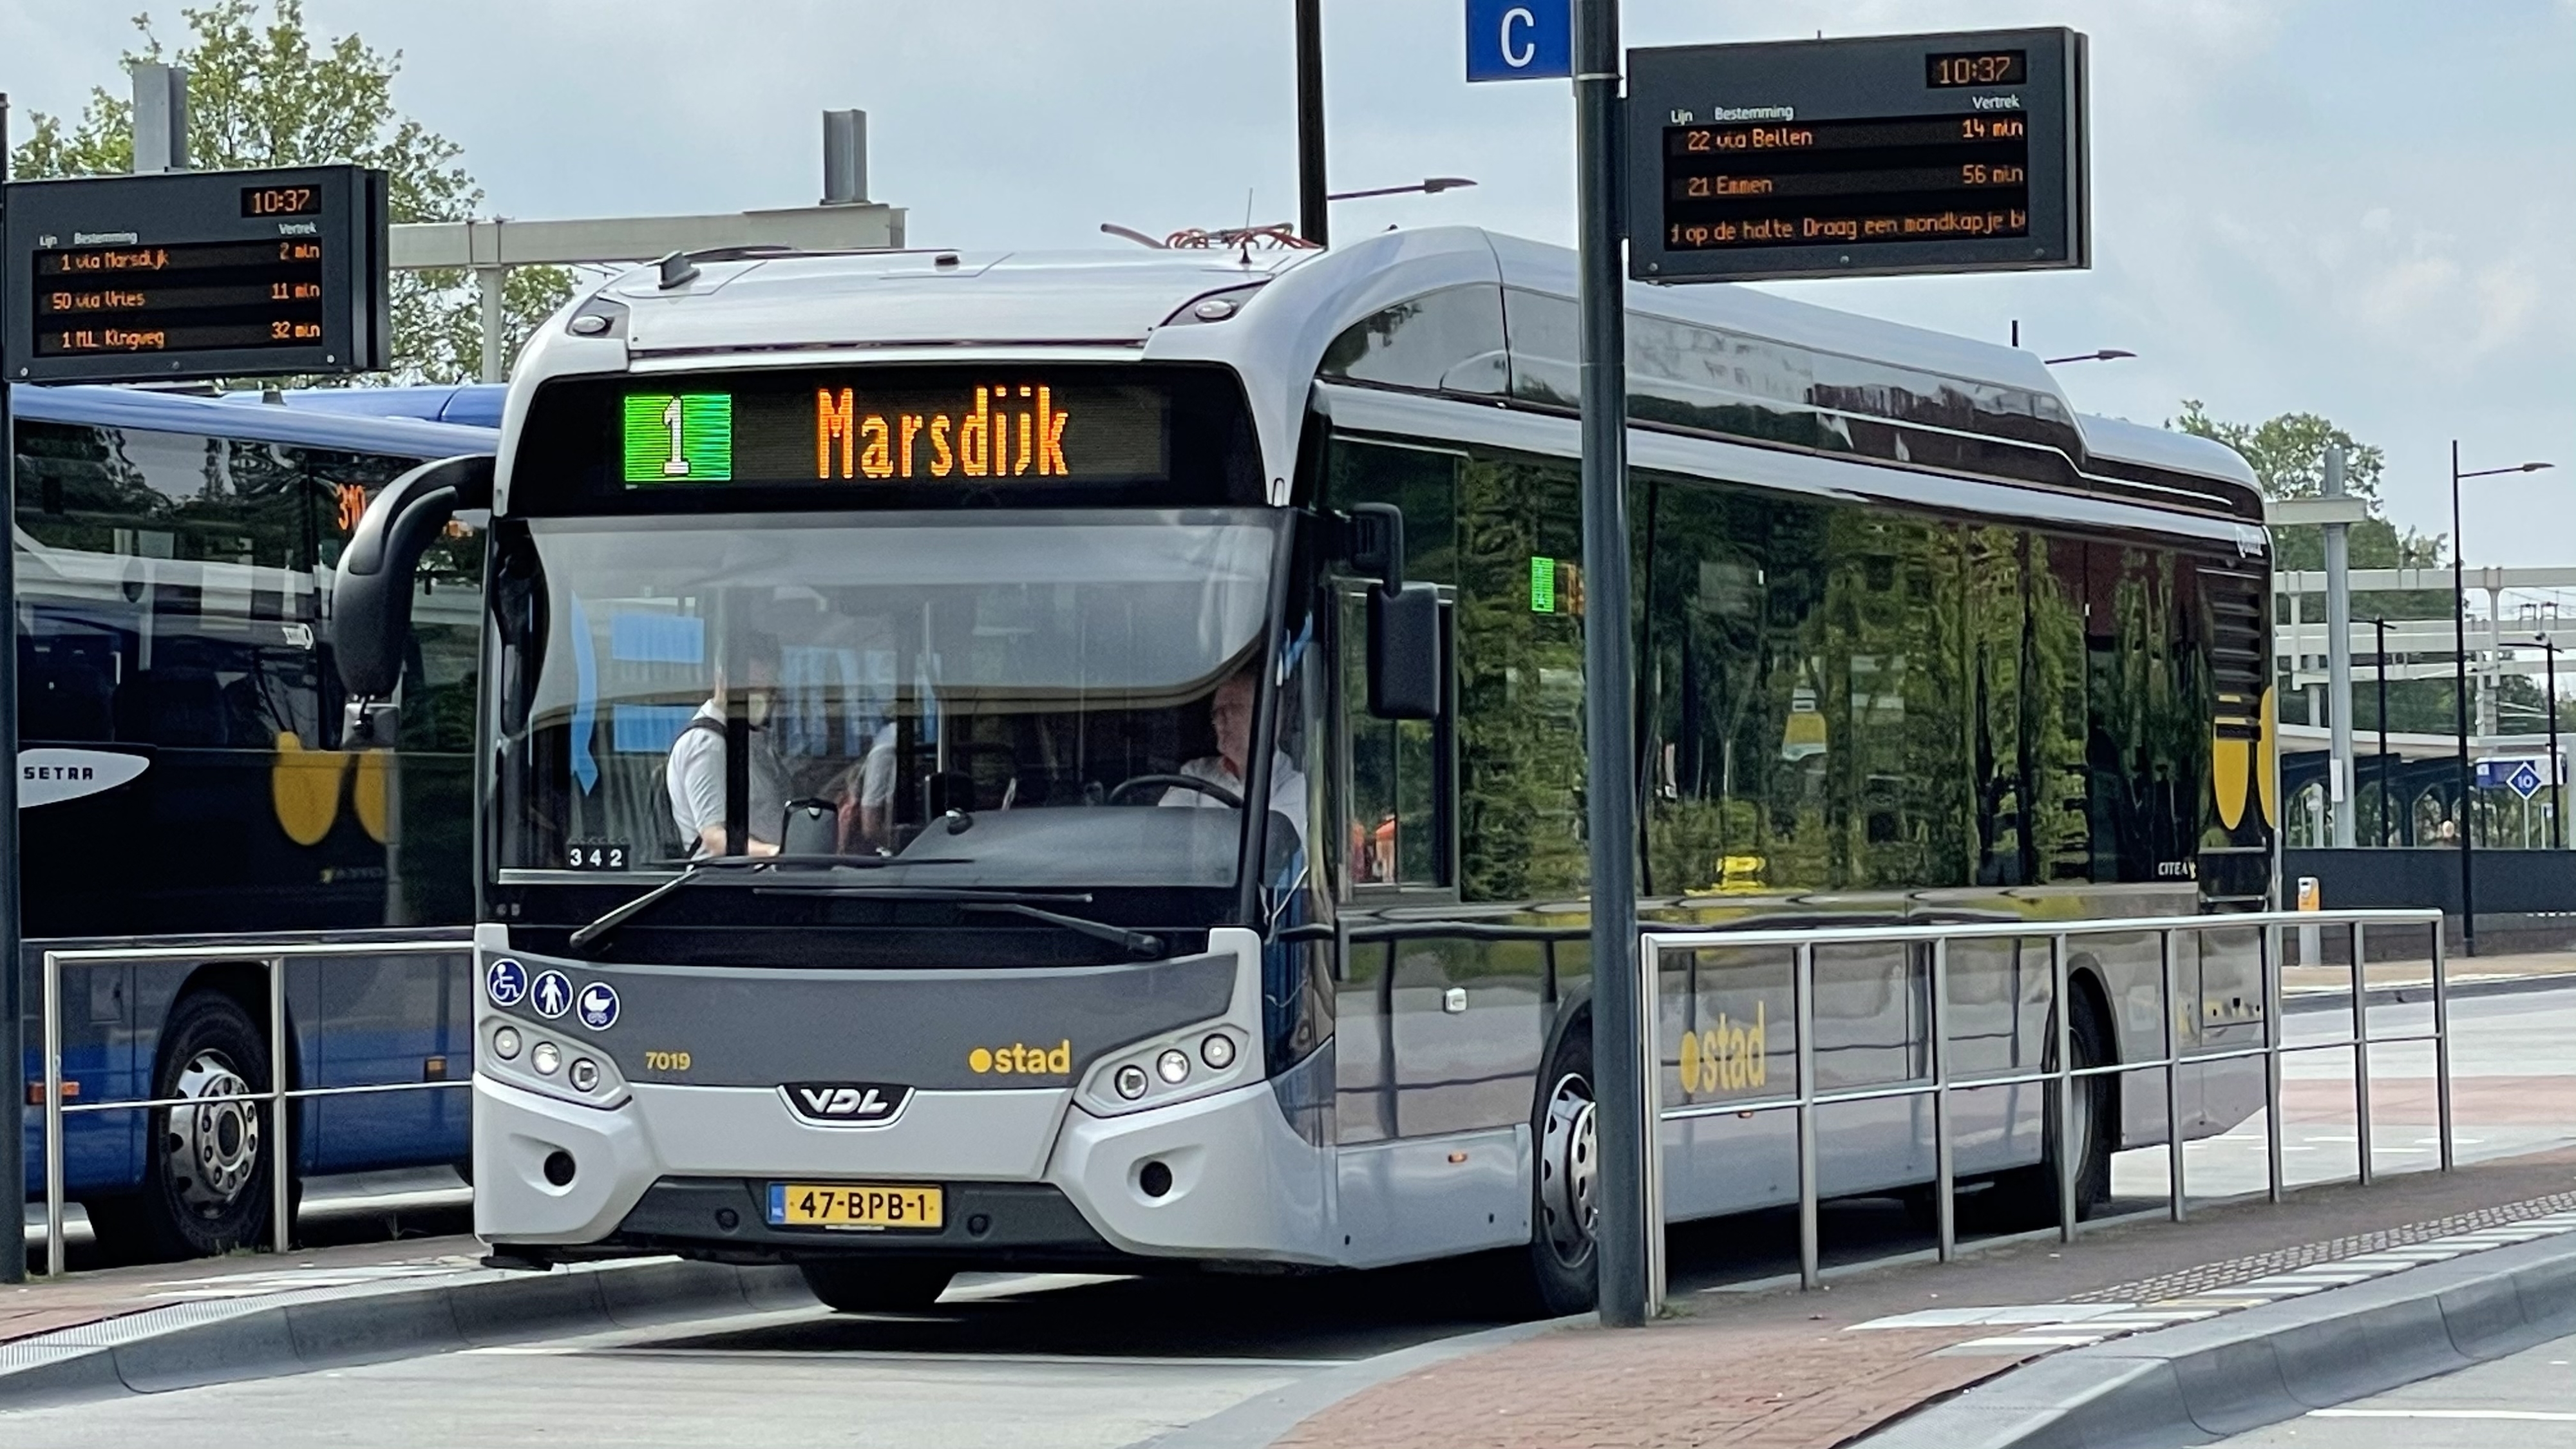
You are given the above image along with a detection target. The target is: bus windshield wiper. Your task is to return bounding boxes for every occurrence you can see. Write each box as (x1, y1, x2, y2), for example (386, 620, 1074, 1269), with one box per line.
(567, 854, 973, 953)
(956, 900, 1168, 960)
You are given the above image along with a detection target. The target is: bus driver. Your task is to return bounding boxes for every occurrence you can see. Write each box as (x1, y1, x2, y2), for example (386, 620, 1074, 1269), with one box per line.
(1161, 667, 1307, 853)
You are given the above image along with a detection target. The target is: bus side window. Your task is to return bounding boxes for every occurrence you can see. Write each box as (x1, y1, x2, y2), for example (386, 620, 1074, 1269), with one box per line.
(1340, 587, 1453, 892)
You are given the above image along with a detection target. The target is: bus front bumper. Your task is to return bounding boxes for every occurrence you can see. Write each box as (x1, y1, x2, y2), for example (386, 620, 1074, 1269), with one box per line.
(473, 1070, 1330, 1264)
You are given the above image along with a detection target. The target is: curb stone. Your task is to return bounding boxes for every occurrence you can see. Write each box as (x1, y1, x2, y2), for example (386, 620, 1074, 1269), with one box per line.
(2280, 969, 2576, 1015)
(0, 1256, 810, 1410)
(1856, 1227, 2576, 1449)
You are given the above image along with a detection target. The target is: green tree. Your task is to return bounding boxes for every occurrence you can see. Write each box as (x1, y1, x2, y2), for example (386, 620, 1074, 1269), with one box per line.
(2172, 401, 2444, 574)
(10, 0, 571, 383)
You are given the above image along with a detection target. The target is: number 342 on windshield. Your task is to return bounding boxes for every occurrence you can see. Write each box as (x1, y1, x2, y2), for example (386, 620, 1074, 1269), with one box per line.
(566, 840, 629, 870)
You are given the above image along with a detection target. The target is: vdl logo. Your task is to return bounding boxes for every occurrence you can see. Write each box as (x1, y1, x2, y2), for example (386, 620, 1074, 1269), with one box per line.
(781, 1081, 914, 1126)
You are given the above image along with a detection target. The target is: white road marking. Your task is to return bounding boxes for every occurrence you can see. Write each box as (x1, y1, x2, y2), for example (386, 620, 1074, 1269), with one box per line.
(2312, 1408, 2576, 1422)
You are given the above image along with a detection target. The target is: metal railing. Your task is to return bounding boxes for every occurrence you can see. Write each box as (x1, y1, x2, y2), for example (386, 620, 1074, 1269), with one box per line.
(36, 940, 471, 1278)
(1633, 907, 2448, 1311)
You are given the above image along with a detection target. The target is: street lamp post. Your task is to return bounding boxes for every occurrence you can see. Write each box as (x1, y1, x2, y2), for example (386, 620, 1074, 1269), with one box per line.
(2373, 617, 2392, 848)
(1295, 0, 1327, 245)
(1325, 177, 1478, 202)
(2041, 348, 2137, 365)
(2450, 444, 2557, 955)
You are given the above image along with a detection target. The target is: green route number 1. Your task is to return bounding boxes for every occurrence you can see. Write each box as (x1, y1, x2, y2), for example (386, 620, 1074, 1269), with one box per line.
(623, 392, 734, 484)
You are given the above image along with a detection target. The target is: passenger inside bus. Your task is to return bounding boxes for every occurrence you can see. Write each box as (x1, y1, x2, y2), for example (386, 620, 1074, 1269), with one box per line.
(665, 641, 788, 857)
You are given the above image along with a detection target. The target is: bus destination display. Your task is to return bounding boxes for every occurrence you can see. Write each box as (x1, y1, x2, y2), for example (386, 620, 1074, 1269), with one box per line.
(5, 164, 390, 383)
(1626, 28, 2087, 283)
(620, 377, 1171, 487)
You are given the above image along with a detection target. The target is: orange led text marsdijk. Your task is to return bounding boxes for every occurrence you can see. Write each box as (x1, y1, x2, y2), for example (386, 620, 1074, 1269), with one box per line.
(815, 384, 1071, 480)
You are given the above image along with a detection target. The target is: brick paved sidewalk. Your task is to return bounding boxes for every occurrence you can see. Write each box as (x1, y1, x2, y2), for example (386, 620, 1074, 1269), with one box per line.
(1274, 1148, 2576, 1449)
(3, 1234, 483, 1345)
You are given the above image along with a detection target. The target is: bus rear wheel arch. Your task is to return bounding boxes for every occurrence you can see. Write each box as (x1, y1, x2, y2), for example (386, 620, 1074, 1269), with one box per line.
(1522, 1009, 1600, 1316)
(90, 987, 298, 1263)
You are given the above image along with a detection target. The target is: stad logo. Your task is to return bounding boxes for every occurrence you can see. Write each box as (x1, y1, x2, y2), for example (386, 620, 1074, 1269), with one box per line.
(781, 1081, 913, 1125)
(967, 1039, 1070, 1076)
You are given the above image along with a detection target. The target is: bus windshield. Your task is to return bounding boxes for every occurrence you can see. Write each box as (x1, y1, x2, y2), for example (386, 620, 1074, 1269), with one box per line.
(491, 507, 1282, 893)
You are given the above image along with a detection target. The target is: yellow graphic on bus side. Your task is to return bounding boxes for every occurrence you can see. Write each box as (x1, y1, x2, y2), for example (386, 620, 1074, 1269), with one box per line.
(968, 1039, 1072, 1076)
(1674, 1002, 1768, 1095)
(270, 733, 392, 847)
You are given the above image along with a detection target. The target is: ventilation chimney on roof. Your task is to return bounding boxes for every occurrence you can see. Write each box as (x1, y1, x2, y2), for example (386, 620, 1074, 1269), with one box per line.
(822, 109, 868, 205)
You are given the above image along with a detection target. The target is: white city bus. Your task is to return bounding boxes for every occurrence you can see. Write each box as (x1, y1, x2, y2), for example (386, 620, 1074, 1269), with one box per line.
(334, 228, 2275, 1312)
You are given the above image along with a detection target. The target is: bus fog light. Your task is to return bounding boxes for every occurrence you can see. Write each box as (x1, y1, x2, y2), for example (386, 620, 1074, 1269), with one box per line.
(1114, 1064, 1149, 1100)
(1155, 1048, 1191, 1085)
(569, 1058, 600, 1092)
(492, 1025, 522, 1061)
(531, 1041, 562, 1076)
(1200, 1033, 1236, 1070)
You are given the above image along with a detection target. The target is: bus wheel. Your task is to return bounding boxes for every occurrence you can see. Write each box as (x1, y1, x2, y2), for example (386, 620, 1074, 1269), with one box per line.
(1524, 1027, 1600, 1316)
(799, 1259, 955, 1313)
(99, 992, 284, 1262)
(1967, 987, 2114, 1231)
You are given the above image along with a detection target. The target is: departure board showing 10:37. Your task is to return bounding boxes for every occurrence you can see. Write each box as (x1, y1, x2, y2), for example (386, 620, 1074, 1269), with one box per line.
(4, 164, 391, 383)
(1625, 28, 2088, 283)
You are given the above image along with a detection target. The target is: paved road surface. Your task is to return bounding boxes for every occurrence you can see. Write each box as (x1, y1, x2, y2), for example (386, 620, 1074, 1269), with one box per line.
(2219, 1327, 2576, 1445)
(2110, 985, 2576, 1202)
(13, 984, 2569, 1449)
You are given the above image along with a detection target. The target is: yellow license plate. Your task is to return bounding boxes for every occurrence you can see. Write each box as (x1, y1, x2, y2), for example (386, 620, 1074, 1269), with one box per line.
(768, 1182, 944, 1230)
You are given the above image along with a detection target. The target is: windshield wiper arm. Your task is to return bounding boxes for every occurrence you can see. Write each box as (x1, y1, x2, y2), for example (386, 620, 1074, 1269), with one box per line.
(956, 900, 1168, 960)
(568, 855, 974, 952)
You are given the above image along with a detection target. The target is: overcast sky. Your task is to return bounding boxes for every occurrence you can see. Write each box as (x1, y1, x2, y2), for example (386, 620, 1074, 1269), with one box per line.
(6, 1, 2571, 565)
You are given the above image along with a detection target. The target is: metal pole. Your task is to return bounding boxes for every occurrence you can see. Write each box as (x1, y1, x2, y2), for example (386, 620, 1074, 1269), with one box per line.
(476, 265, 506, 383)
(2052, 934, 2076, 1242)
(1636, 931, 1664, 1315)
(2325, 445, 2356, 848)
(2160, 929, 2185, 1222)
(0, 92, 23, 1287)
(41, 955, 62, 1277)
(1573, 0, 1645, 1329)
(2350, 923, 2371, 1186)
(1294, 0, 1328, 247)
(1931, 939, 1956, 1263)
(268, 958, 290, 1253)
(2547, 642, 2562, 851)
(2431, 922, 2453, 1171)
(2374, 619, 2391, 848)
(1794, 942, 1819, 1291)
(2453, 442, 2477, 956)
(2262, 923, 2286, 1203)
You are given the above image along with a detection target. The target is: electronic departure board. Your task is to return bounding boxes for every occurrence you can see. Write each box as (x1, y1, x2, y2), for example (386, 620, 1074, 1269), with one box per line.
(4, 165, 390, 383)
(1625, 29, 2087, 283)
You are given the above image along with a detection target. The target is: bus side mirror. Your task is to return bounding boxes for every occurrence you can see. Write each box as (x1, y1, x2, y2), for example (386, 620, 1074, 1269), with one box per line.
(1368, 584, 1441, 721)
(332, 453, 494, 715)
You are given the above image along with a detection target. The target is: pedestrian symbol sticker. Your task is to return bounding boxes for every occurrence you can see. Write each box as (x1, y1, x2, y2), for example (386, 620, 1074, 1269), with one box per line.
(578, 983, 621, 1031)
(486, 959, 527, 1008)
(532, 969, 573, 1019)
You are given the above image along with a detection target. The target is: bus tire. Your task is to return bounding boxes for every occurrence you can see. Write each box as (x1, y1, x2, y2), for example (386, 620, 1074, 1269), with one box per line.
(99, 991, 288, 1262)
(799, 1258, 955, 1313)
(1522, 1020, 1600, 1317)
(1968, 983, 2114, 1231)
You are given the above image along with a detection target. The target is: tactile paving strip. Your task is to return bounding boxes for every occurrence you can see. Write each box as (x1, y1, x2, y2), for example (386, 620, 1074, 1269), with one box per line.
(1848, 1191, 2576, 1354)
(2068, 1189, 2576, 1303)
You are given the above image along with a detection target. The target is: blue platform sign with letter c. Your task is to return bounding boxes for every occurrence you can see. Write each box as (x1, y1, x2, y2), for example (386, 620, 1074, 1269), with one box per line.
(1467, 0, 1571, 81)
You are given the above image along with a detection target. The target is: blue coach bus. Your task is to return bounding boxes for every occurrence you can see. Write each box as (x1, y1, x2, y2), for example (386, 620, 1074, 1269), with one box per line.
(16, 383, 497, 1261)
